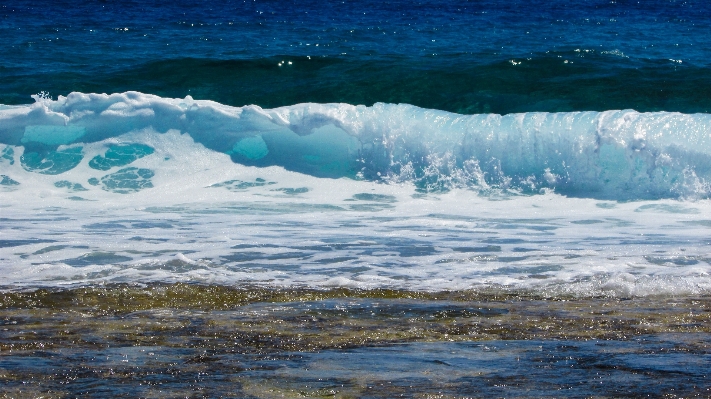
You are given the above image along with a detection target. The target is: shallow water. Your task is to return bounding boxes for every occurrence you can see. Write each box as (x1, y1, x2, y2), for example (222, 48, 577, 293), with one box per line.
(1, 285, 710, 397)
(3, 338, 710, 397)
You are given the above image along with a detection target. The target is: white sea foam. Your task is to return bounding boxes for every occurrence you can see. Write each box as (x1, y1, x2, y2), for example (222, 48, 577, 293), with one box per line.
(1, 92, 711, 296)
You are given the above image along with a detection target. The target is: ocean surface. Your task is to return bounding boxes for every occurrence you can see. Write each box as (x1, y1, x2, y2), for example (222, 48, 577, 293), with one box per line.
(1, 0, 710, 397)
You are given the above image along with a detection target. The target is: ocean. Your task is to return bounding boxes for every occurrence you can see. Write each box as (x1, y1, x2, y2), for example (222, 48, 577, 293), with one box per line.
(1, 0, 710, 397)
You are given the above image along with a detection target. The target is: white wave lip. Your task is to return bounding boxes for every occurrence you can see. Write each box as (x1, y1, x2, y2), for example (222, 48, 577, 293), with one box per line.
(1, 91, 710, 199)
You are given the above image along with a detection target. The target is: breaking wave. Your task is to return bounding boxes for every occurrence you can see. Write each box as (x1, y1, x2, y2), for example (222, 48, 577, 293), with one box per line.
(2, 91, 710, 200)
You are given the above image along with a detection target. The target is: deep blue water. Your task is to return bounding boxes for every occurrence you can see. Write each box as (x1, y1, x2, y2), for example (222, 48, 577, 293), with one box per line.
(2, 0, 711, 113)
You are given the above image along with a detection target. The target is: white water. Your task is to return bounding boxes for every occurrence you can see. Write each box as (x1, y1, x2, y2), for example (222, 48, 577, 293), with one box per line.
(0, 128, 709, 296)
(1, 92, 711, 295)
